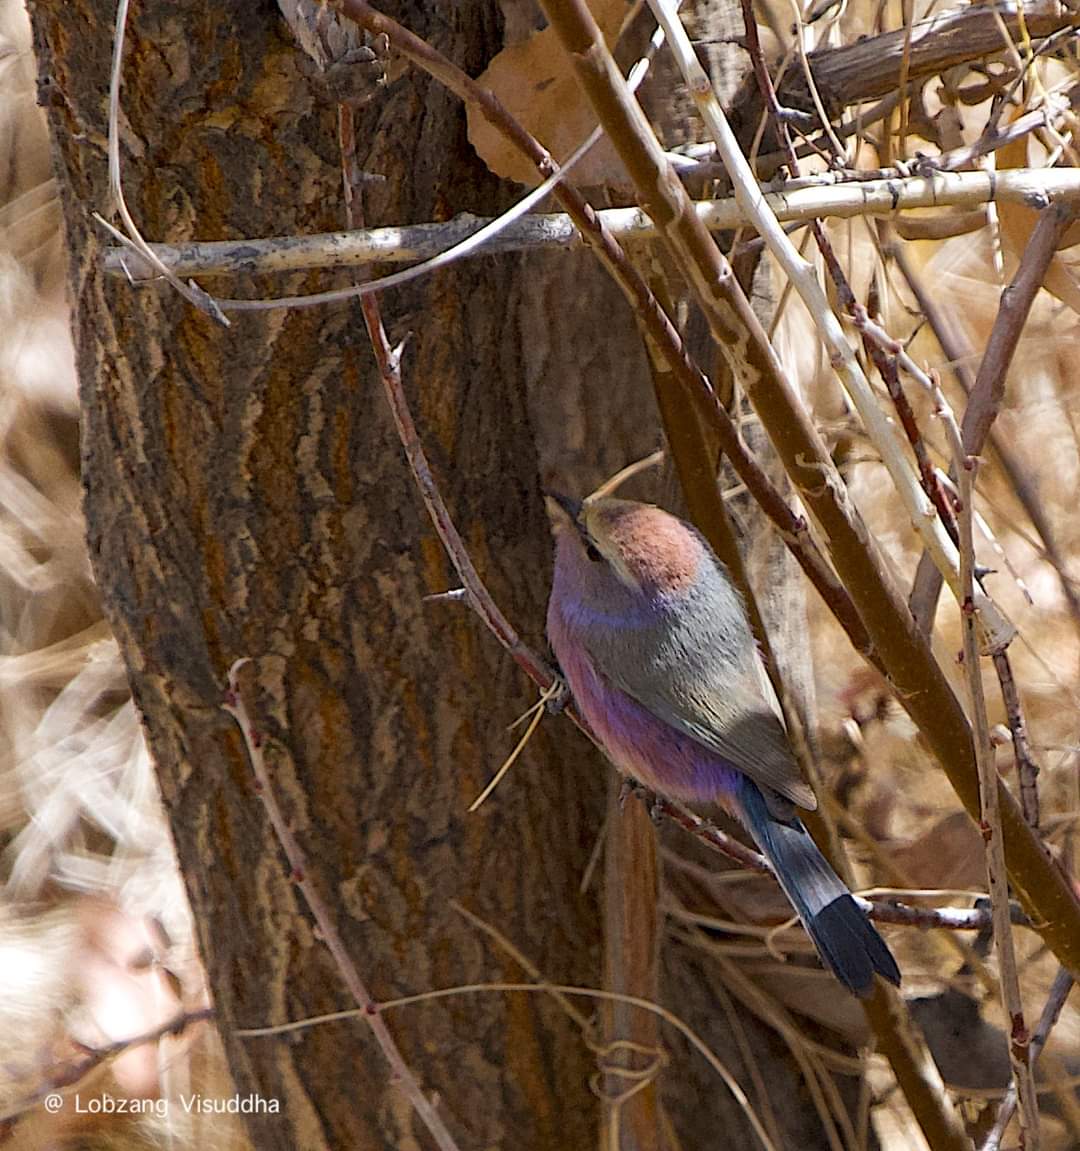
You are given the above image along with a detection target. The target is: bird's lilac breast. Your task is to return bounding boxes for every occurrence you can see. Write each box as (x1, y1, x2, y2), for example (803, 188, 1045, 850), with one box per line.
(548, 599, 741, 806)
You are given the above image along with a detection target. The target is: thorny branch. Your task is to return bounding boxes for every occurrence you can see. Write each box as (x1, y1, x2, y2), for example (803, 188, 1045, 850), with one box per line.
(888, 239, 1080, 639)
(981, 968, 1075, 1151)
(222, 661, 462, 1151)
(906, 202, 1075, 830)
(957, 447, 1041, 1148)
(0, 1010, 214, 1128)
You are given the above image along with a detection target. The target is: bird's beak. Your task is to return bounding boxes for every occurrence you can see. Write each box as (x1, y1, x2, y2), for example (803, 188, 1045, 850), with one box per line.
(543, 490, 590, 542)
(545, 491, 583, 524)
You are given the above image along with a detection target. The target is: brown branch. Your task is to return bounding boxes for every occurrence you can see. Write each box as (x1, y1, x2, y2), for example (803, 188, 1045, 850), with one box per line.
(0, 1009, 214, 1129)
(867, 331, 959, 537)
(641, 274, 779, 671)
(904, 203, 1075, 833)
(222, 661, 462, 1151)
(957, 444, 1041, 1147)
(961, 202, 1077, 457)
(991, 650, 1041, 827)
(982, 967, 1075, 1151)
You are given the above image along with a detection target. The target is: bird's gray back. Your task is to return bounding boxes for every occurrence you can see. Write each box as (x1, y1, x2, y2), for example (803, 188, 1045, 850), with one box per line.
(577, 559, 815, 809)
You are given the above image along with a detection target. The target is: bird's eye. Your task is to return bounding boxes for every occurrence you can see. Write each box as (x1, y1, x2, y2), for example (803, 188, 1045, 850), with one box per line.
(585, 543, 603, 563)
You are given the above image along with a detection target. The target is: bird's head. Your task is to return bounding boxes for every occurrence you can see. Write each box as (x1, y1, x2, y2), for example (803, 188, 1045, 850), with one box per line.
(546, 494, 707, 613)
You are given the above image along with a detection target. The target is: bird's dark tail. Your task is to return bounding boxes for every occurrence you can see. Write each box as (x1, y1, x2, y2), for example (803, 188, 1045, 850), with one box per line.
(736, 779, 900, 997)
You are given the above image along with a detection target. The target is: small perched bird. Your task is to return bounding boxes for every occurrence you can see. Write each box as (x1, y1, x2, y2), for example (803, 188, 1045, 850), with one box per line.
(546, 493, 900, 997)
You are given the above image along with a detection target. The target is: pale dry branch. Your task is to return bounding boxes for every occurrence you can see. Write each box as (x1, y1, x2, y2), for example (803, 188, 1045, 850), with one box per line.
(102, 168, 1080, 283)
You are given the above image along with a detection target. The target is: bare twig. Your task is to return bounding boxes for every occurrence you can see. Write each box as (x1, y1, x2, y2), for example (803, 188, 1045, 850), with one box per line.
(961, 202, 1077, 460)
(222, 660, 462, 1151)
(982, 968, 1075, 1151)
(854, 287, 1044, 835)
(0, 1010, 214, 1127)
(858, 898, 1029, 932)
(992, 650, 1042, 828)
(955, 440, 1040, 1146)
(363, 311, 561, 698)
(931, 82, 1080, 173)
(888, 237, 1080, 638)
(904, 203, 1075, 833)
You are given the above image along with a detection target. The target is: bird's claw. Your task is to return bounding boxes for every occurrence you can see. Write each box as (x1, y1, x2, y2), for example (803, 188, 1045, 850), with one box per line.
(545, 674, 572, 714)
